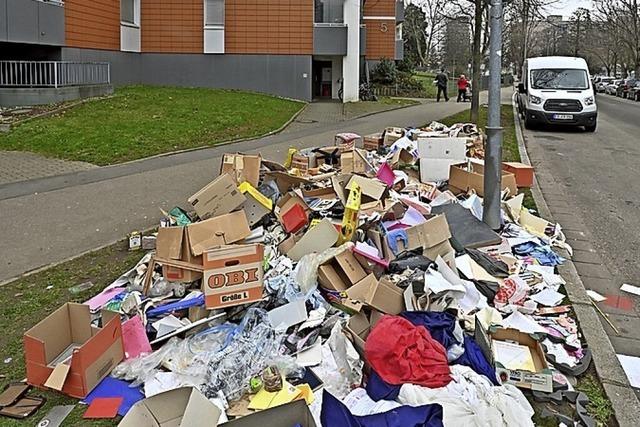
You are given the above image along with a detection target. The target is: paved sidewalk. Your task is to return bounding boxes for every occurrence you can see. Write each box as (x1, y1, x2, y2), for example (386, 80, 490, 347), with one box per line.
(0, 150, 97, 185)
(0, 99, 472, 284)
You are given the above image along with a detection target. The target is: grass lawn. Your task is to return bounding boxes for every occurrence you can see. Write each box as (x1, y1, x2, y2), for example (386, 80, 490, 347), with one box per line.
(413, 71, 438, 99)
(439, 104, 537, 210)
(0, 241, 142, 426)
(0, 86, 304, 166)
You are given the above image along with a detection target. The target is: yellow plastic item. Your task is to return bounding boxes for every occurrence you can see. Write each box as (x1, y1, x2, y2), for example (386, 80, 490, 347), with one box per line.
(284, 147, 297, 169)
(338, 182, 361, 244)
(238, 181, 273, 210)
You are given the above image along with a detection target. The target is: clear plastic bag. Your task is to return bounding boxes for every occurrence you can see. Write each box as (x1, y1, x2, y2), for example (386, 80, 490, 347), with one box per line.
(295, 243, 352, 295)
(112, 337, 181, 387)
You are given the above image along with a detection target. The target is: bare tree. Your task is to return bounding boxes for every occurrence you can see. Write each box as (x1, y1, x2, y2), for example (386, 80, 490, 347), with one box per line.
(593, 0, 640, 76)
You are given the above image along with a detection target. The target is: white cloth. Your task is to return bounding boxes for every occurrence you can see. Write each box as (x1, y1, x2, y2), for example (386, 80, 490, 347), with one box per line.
(398, 365, 534, 427)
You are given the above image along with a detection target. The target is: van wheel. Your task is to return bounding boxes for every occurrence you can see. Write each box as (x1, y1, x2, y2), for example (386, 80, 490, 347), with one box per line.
(523, 112, 534, 130)
(585, 124, 597, 133)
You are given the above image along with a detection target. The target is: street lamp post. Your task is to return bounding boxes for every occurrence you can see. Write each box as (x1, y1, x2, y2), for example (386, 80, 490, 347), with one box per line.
(483, 0, 504, 230)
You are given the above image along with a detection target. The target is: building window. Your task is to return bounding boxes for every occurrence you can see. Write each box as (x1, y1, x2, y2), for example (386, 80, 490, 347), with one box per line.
(121, 0, 137, 26)
(205, 0, 225, 27)
(395, 23, 403, 41)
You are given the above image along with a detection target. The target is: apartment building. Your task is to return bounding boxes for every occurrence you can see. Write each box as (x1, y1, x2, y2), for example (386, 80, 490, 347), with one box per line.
(0, 0, 404, 102)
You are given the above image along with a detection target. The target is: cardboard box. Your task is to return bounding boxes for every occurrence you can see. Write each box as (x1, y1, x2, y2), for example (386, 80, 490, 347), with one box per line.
(202, 244, 265, 309)
(449, 160, 518, 197)
(502, 162, 535, 188)
(24, 303, 124, 398)
(475, 318, 553, 393)
(347, 175, 387, 202)
(188, 174, 246, 220)
(222, 399, 316, 427)
(344, 309, 383, 357)
(417, 137, 467, 182)
(119, 387, 221, 427)
(287, 218, 339, 262)
(345, 275, 404, 315)
(335, 132, 362, 152)
(383, 127, 404, 146)
(383, 214, 452, 261)
(318, 250, 367, 291)
(291, 152, 317, 173)
(340, 149, 369, 175)
(157, 211, 251, 282)
(221, 153, 261, 188)
(363, 133, 383, 151)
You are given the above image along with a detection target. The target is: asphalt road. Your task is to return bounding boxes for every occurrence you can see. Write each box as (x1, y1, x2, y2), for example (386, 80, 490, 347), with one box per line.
(522, 93, 640, 360)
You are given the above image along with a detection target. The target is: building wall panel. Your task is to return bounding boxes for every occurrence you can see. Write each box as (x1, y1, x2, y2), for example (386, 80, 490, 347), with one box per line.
(363, 0, 395, 17)
(365, 19, 394, 59)
(141, 0, 204, 53)
(65, 0, 120, 50)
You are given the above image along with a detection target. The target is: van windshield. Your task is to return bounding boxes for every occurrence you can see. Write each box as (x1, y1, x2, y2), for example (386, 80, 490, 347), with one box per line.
(531, 69, 589, 90)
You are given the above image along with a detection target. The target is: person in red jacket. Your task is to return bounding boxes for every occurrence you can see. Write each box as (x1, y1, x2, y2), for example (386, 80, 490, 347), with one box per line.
(457, 74, 470, 102)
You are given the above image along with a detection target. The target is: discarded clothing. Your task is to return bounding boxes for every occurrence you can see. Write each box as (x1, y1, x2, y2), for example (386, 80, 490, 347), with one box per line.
(365, 315, 451, 388)
(367, 369, 401, 402)
(466, 248, 510, 278)
(400, 311, 465, 362)
(512, 242, 565, 267)
(398, 365, 534, 427)
(321, 390, 444, 427)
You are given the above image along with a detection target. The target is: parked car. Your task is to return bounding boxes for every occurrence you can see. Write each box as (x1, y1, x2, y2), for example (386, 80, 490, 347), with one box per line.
(595, 77, 614, 93)
(605, 79, 622, 95)
(518, 56, 597, 132)
(629, 82, 640, 101)
(616, 78, 638, 98)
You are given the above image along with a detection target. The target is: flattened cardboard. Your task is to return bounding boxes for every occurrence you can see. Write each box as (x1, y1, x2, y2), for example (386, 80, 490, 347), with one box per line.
(202, 244, 264, 309)
(44, 363, 70, 391)
(222, 399, 316, 427)
(449, 160, 518, 197)
(187, 174, 246, 220)
(24, 303, 124, 398)
(118, 387, 221, 427)
(384, 214, 452, 259)
(221, 153, 261, 188)
(287, 219, 339, 262)
(475, 318, 553, 393)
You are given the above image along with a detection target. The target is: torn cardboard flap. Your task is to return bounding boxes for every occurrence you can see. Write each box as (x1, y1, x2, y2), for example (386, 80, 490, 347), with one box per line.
(221, 153, 261, 188)
(118, 387, 221, 427)
(187, 173, 246, 220)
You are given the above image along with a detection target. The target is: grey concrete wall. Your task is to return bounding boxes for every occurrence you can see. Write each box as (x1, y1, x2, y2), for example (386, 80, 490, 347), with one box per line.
(313, 26, 347, 56)
(396, 1, 404, 23)
(3, 0, 64, 46)
(395, 40, 404, 61)
(61, 48, 313, 101)
(0, 84, 113, 107)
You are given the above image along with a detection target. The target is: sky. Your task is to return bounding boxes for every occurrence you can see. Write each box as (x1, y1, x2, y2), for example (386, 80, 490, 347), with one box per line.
(548, 0, 592, 19)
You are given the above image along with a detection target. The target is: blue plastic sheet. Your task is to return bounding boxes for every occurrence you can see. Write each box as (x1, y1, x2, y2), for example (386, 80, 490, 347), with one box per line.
(81, 376, 144, 417)
(321, 390, 444, 427)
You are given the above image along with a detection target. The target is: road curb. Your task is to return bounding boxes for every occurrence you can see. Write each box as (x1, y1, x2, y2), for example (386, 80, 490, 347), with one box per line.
(512, 96, 640, 427)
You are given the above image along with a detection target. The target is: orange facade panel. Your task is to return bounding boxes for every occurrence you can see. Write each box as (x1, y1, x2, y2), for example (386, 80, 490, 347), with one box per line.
(65, 0, 120, 50)
(141, 0, 204, 53)
(363, 0, 396, 17)
(365, 19, 395, 60)
(225, 0, 313, 55)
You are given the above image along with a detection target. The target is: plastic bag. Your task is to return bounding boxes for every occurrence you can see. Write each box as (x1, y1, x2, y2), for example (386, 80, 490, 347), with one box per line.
(112, 337, 181, 387)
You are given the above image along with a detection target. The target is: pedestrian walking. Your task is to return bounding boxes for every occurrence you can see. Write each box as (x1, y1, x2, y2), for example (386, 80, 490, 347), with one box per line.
(457, 74, 470, 102)
(435, 68, 449, 102)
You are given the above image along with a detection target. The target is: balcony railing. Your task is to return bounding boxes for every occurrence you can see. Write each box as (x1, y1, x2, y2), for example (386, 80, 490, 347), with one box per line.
(35, 0, 64, 5)
(0, 61, 110, 88)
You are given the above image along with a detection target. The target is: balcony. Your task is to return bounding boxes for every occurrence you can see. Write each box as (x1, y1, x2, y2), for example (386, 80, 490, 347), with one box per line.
(313, 23, 347, 56)
(0, 0, 65, 46)
(396, 1, 404, 23)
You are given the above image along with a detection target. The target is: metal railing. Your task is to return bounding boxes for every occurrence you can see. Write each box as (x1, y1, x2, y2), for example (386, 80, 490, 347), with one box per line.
(35, 0, 65, 5)
(0, 61, 110, 88)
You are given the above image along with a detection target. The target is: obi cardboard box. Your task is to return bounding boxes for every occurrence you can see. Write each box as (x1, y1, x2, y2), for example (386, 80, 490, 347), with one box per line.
(475, 318, 553, 393)
(156, 211, 251, 283)
(119, 387, 221, 427)
(188, 173, 246, 220)
(24, 303, 124, 398)
(202, 244, 265, 309)
(449, 159, 518, 197)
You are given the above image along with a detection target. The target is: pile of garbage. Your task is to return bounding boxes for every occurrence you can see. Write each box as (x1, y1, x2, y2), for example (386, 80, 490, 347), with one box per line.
(12, 126, 597, 426)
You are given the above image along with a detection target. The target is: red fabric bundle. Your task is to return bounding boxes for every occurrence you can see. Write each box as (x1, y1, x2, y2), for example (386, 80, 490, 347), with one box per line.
(365, 315, 452, 388)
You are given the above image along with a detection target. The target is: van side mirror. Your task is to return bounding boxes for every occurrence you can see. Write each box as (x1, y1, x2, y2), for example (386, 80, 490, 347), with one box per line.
(518, 83, 526, 94)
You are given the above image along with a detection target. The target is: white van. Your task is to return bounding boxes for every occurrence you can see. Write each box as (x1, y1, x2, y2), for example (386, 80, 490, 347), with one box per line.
(518, 56, 597, 132)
